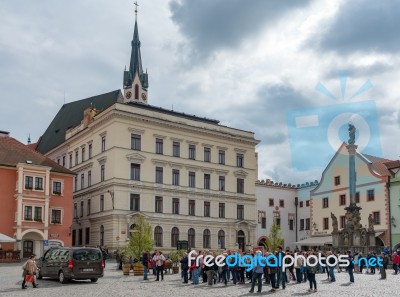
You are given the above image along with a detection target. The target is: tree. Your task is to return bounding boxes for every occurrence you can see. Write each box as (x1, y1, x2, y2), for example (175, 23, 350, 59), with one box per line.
(126, 215, 153, 261)
(265, 223, 284, 252)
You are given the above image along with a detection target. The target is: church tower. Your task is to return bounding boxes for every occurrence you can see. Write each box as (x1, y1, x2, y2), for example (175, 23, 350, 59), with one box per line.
(123, 3, 148, 104)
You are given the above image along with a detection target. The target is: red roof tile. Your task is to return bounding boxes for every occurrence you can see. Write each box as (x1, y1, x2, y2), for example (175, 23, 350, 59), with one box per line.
(361, 153, 395, 177)
(0, 136, 75, 175)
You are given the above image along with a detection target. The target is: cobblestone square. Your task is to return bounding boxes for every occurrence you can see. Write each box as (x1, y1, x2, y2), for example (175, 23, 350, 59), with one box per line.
(0, 261, 399, 297)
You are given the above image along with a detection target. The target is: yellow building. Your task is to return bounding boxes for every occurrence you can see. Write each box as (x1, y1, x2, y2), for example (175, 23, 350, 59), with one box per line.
(36, 14, 259, 252)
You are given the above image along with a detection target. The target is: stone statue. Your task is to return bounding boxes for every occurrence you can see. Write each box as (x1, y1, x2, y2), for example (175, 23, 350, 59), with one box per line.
(360, 230, 367, 246)
(344, 232, 349, 246)
(331, 212, 338, 232)
(345, 212, 354, 229)
(352, 211, 361, 230)
(348, 124, 356, 144)
(368, 214, 374, 232)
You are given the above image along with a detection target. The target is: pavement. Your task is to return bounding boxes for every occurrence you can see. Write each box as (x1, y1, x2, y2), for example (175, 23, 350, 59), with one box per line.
(0, 261, 399, 297)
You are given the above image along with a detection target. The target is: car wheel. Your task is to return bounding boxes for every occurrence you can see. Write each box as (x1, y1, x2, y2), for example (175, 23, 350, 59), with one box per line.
(37, 270, 43, 280)
(58, 271, 68, 284)
(90, 278, 98, 283)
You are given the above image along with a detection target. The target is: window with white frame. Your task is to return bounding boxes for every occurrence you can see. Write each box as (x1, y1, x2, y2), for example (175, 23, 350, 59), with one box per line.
(188, 171, 196, 188)
(88, 143, 92, 159)
(35, 177, 43, 190)
(24, 206, 32, 220)
(130, 163, 141, 181)
(25, 176, 33, 189)
(52, 181, 62, 195)
(131, 134, 141, 151)
(51, 209, 62, 224)
(34, 207, 42, 222)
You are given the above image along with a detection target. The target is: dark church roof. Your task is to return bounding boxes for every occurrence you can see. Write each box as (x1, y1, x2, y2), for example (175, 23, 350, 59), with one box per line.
(0, 136, 74, 175)
(36, 89, 122, 154)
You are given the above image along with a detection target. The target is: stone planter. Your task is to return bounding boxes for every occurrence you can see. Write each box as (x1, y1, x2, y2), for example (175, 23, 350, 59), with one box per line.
(172, 266, 179, 274)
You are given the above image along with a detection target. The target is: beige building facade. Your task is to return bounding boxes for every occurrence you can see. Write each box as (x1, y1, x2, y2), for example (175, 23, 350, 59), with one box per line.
(39, 15, 259, 252)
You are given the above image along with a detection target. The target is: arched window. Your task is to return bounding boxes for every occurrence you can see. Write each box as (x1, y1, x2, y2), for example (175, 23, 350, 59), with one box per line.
(237, 230, 245, 251)
(134, 84, 139, 99)
(129, 224, 136, 238)
(100, 225, 104, 246)
(218, 230, 225, 249)
(154, 226, 163, 247)
(188, 228, 195, 248)
(171, 227, 179, 248)
(203, 229, 211, 249)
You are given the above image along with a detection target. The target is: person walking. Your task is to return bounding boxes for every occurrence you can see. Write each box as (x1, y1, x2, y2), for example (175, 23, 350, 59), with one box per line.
(267, 255, 277, 292)
(346, 250, 355, 283)
(22, 254, 38, 289)
(249, 251, 264, 293)
(392, 251, 400, 275)
(327, 251, 336, 282)
(204, 252, 214, 286)
(380, 252, 389, 279)
(306, 253, 317, 292)
(228, 255, 238, 285)
(287, 251, 296, 282)
(220, 253, 228, 286)
(275, 247, 286, 290)
(190, 251, 200, 285)
(294, 251, 303, 283)
(180, 253, 189, 283)
(142, 251, 150, 280)
(370, 253, 376, 274)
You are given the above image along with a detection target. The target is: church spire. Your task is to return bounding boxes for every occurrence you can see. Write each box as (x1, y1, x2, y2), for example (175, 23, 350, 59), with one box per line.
(123, 2, 148, 104)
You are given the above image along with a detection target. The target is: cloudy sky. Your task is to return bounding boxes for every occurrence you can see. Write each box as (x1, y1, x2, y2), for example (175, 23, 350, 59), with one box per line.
(1, 0, 399, 184)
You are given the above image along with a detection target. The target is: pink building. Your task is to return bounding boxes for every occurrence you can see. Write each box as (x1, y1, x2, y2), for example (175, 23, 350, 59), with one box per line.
(0, 131, 75, 259)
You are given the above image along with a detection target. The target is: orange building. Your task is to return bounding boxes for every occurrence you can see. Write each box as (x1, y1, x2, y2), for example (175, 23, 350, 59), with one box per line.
(0, 131, 75, 258)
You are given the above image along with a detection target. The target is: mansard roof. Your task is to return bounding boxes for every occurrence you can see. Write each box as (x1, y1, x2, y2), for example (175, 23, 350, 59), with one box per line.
(36, 90, 122, 154)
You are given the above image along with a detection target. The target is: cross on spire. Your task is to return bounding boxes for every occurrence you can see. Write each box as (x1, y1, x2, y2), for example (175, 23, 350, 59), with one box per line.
(134, 1, 139, 19)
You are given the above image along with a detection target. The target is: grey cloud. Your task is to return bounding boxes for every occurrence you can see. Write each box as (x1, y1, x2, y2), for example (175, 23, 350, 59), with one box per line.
(314, 0, 400, 54)
(211, 83, 312, 145)
(169, 0, 312, 62)
(324, 62, 395, 81)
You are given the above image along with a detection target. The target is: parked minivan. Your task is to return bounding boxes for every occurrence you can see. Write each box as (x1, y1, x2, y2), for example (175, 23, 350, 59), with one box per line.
(38, 247, 104, 283)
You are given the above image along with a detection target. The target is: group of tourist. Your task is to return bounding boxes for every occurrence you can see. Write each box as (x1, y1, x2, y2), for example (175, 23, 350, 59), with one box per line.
(148, 246, 400, 294)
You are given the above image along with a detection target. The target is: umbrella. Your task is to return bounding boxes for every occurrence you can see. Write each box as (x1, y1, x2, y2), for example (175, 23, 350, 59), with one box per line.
(0, 233, 16, 243)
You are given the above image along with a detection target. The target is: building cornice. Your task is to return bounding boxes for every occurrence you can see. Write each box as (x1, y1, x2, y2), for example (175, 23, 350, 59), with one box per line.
(90, 108, 260, 146)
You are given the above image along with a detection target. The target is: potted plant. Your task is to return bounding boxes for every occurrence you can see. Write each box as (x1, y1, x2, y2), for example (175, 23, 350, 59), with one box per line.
(126, 215, 153, 276)
(120, 248, 131, 276)
(168, 250, 183, 274)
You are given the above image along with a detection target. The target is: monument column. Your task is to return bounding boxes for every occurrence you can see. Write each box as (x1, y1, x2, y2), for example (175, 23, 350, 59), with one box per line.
(332, 124, 374, 253)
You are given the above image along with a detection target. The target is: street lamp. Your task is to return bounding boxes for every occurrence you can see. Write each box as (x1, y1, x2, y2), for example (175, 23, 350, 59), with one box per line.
(391, 216, 396, 227)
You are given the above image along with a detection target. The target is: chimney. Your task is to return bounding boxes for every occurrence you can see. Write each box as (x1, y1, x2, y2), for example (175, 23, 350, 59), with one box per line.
(0, 130, 10, 137)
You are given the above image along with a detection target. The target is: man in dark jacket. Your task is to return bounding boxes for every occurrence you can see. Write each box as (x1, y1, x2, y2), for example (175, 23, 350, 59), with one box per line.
(180, 253, 189, 283)
(379, 252, 389, 279)
(142, 251, 150, 280)
(275, 247, 286, 290)
(346, 250, 354, 283)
